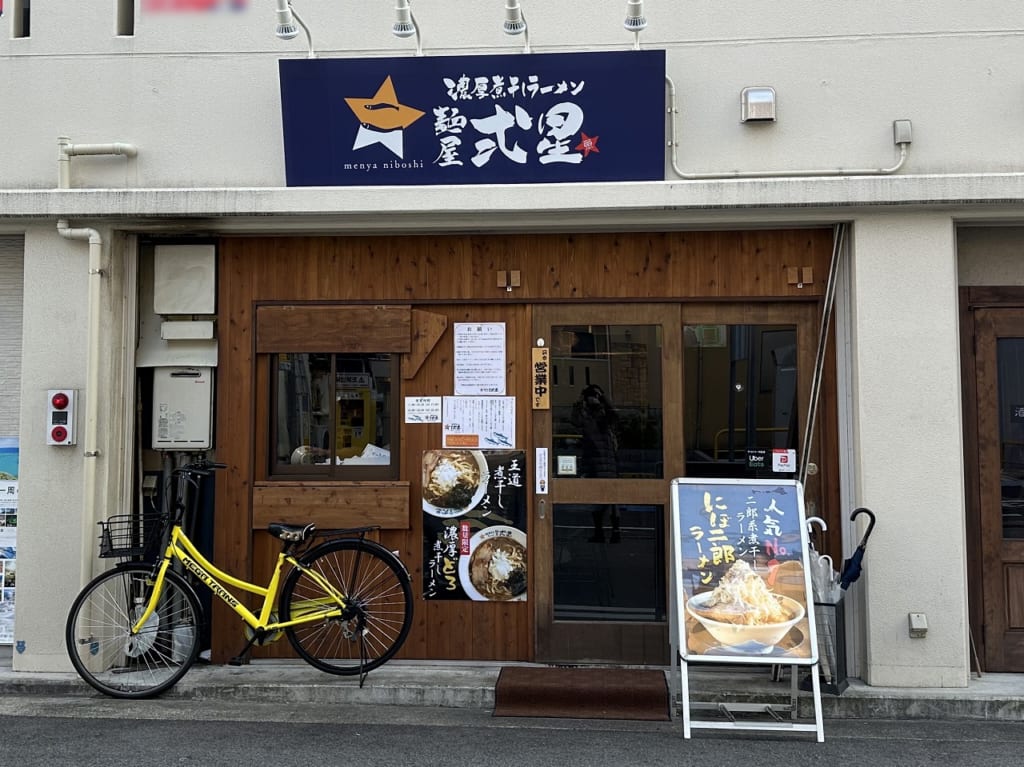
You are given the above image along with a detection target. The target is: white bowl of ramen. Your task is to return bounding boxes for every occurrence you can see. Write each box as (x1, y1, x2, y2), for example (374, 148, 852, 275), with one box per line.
(459, 526, 527, 601)
(686, 592, 804, 651)
(422, 449, 489, 518)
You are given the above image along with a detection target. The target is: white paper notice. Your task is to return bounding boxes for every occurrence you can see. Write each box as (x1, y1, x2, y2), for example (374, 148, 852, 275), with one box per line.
(535, 448, 549, 495)
(404, 396, 442, 423)
(442, 396, 516, 449)
(453, 322, 506, 396)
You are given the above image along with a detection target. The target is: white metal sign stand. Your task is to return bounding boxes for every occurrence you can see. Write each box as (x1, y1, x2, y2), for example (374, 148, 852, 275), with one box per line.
(670, 478, 824, 742)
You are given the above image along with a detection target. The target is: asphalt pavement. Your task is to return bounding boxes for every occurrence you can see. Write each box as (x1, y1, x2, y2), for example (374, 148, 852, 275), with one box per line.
(1, 693, 1023, 767)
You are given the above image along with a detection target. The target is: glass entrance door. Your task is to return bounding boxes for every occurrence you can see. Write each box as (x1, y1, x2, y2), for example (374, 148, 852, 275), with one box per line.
(683, 318, 802, 480)
(533, 302, 824, 665)
(533, 305, 683, 664)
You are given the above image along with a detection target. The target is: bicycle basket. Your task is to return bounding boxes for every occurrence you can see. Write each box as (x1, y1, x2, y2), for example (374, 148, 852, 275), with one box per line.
(98, 513, 167, 560)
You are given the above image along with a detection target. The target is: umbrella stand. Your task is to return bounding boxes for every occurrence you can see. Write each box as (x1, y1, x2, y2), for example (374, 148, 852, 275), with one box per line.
(799, 512, 871, 696)
(803, 517, 841, 689)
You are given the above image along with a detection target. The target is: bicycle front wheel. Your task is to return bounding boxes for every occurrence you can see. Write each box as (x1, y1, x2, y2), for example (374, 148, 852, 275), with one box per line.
(65, 565, 202, 699)
(280, 538, 413, 675)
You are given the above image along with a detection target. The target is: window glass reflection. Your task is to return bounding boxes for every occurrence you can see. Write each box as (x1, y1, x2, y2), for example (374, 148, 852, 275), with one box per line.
(552, 504, 666, 622)
(997, 338, 1024, 538)
(273, 352, 397, 478)
(551, 325, 664, 479)
(684, 325, 798, 479)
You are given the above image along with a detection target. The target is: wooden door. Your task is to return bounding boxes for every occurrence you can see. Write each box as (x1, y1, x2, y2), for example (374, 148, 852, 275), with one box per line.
(532, 301, 824, 665)
(533, 304, 685, 664)
(974, 308, 1024, 671)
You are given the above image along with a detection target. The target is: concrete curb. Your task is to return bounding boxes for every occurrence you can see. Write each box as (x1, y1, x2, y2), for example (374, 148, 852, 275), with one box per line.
(1, 662, 1021, 721)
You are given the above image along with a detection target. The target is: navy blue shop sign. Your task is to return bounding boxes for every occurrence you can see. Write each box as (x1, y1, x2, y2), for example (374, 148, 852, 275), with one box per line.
(279, 50, 666, 187)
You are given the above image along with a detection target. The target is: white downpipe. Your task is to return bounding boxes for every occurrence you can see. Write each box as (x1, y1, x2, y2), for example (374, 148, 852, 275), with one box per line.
(56, 136, 137, 585)
(57, 220, 104, 586)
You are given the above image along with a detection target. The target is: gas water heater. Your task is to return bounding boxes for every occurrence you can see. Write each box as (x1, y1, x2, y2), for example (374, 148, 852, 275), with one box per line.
(152, 366, 213, 450)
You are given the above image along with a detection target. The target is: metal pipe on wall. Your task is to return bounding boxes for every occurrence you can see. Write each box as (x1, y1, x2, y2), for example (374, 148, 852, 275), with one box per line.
(56, 219, 104, 585)
(56, 136, 138, 584)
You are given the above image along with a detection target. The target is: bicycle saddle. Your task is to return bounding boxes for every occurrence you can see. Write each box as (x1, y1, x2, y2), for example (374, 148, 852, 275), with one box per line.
(268, 522, 316, 542)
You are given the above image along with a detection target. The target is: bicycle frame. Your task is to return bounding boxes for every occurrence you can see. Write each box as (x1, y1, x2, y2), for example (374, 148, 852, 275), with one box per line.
(130, 522, 348, 637)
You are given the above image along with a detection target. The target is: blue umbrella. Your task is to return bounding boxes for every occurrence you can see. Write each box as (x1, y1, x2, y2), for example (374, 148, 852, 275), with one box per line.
(839, 507, 876, 591)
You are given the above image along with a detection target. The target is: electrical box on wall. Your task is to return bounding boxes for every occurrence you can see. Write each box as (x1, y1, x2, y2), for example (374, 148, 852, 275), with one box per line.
(153, 244, 216, 315)
(47, 389, 77, 445)
(152, 367, 213, 450)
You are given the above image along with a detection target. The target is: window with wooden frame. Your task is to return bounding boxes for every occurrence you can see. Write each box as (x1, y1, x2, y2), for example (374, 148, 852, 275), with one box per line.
(257, 304, 414, 481)
(258, 304, 447, 485)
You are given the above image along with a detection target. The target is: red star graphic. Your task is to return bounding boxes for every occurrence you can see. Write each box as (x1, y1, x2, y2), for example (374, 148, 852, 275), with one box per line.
(575, 132, 600, 158)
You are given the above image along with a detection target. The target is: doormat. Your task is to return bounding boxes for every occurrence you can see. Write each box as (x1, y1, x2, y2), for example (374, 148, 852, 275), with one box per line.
(493, 666, 671, 721)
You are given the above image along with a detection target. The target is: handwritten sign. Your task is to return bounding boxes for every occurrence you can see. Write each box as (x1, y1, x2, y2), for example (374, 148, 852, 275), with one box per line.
(671, 478, 817, 665)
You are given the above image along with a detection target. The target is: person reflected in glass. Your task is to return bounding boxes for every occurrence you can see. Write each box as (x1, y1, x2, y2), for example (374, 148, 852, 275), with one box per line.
(571, 384, 621, 543)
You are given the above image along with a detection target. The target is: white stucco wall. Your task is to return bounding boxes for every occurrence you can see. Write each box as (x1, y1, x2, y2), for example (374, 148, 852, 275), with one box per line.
(1, 4, 1023, 187)
(11, 224, 130, 671)
(13, 227, 91, 670)
(849, 213, 968, 687)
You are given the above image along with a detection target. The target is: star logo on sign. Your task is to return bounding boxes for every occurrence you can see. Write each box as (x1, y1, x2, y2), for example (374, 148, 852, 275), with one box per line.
(575, 132, 600, 158)
(344, 76, 425, 159)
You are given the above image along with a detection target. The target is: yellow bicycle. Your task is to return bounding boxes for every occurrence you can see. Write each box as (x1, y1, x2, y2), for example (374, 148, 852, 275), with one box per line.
(65, 460, 413, 699)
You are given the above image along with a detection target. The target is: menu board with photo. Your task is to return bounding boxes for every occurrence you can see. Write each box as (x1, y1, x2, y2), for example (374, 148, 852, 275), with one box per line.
(423, 449, 527, 601)
(671, 478, 818, 666)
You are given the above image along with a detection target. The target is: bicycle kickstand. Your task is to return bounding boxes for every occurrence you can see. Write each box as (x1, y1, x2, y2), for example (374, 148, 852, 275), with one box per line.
(229, 634, 260, 666)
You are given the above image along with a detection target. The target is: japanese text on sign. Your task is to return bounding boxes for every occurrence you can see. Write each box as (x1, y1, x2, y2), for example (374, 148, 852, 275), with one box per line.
(454, 323, 506, 396)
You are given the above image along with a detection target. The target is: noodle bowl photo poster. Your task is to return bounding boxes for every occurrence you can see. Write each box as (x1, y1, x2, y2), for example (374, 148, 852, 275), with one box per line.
(422, 449, 527, 601)
(674, 480, 816, 662)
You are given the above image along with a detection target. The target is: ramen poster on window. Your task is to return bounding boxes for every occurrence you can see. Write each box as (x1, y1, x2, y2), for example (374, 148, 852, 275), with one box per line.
(423, 449, 527, 601)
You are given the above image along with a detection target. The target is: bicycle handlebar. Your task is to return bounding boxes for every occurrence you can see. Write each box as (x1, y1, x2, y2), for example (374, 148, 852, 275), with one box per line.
(175, 459, 227, 476)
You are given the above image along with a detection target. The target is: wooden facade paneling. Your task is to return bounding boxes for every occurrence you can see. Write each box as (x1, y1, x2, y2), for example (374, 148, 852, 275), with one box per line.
(252, 483, 411, 530)
(256, 305, 412, 353)
(212, 229, 835, 665)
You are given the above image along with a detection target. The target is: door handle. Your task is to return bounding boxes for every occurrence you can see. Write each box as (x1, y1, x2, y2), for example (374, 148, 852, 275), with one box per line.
(537, 497, 547, 520)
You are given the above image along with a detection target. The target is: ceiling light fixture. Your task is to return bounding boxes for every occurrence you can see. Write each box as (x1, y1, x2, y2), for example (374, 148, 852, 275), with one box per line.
(392, 0, 423, 56)
(503, 0, 530, 54)
(623, 0, 647, 50)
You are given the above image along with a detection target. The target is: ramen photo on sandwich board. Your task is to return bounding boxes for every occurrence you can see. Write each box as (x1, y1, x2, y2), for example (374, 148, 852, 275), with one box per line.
(672, 479, 818, 664)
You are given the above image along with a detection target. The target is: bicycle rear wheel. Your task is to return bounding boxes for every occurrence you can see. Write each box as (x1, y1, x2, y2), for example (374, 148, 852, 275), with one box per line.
(280, 538, 413, 675)
(65, 565, 201, 699)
